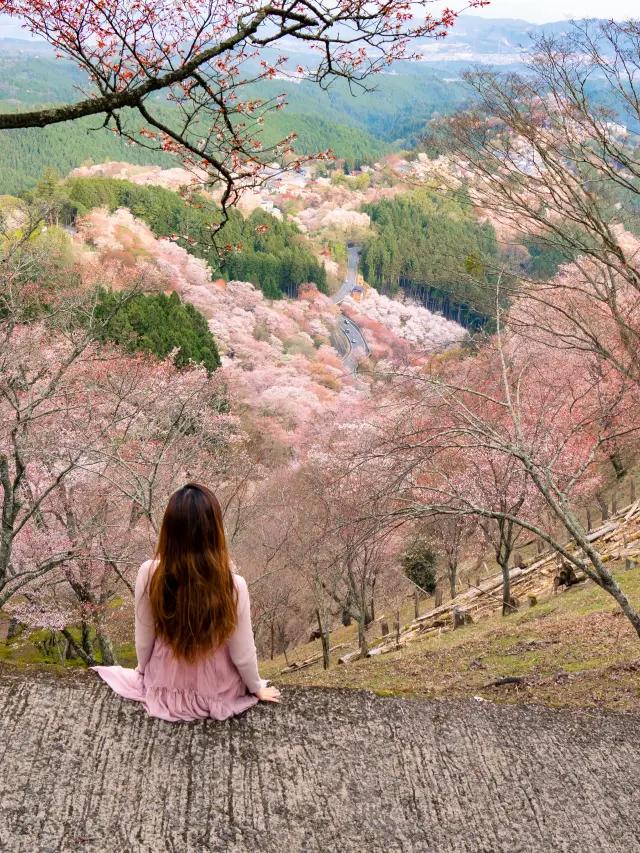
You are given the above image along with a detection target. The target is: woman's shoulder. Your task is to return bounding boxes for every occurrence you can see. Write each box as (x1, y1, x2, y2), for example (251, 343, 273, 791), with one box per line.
(233, 572, 248, 592)
(233, 573, 251, 604)
(137, 559, 159, 585)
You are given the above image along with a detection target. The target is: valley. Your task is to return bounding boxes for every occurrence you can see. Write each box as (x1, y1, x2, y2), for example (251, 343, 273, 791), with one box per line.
(2, 6, 640, 850)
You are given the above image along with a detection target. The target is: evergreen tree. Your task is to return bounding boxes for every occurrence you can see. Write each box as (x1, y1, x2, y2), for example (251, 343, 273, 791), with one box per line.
(95, 289, 221, 373)
(400, 537, 437, 595)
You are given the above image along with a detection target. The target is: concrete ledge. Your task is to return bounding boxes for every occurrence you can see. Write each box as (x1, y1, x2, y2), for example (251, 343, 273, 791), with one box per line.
(1, 667, 639, 852)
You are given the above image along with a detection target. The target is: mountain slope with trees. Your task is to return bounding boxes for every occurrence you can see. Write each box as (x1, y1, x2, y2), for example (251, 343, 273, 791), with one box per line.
(54, 177, 328, 298)
(360, 190, 499, 325)
(0, 53, 464, 195)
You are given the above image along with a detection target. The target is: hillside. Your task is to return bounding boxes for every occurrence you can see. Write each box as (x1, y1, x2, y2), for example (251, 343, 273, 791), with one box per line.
(0, 49, 466, 194)
(0, 110, 391, 196)
(261, 501, 640, 712)
(72, 203, 465, 448)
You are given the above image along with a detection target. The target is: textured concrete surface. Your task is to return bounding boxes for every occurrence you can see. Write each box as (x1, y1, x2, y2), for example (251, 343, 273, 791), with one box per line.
(1, 667, 639, 853)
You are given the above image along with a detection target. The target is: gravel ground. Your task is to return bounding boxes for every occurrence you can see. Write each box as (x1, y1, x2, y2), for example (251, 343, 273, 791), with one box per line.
(1, 666, 639, 853)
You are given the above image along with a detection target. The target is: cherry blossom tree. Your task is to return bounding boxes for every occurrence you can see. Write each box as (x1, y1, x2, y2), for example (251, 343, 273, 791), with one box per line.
(8, 480, 142, 666)
(232, 476, 308, 659)
(0, 216, 247, 660)
(0, 0, 486, 224)
(299, 413, 406, 657)
(372, 319, 640, 630)
(1, 321, 241, 656)
(429, 514, 477, 601)
(427, 19, 640, 386)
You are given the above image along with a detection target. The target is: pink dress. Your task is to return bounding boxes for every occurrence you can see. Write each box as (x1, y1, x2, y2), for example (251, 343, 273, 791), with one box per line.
(93, 560, 267, 722)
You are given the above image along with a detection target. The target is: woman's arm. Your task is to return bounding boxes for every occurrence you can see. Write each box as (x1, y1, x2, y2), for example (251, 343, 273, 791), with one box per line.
(134, 560, 156, 673)
(228, 575, 268, 694)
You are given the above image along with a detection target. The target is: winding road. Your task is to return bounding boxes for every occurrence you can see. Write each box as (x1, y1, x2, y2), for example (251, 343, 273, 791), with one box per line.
(332, 245, 369, 374)
(1, 669, 639, 853)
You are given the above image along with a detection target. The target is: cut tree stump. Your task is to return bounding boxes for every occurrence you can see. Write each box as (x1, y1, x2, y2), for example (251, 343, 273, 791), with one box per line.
(452, 608, 473, 629)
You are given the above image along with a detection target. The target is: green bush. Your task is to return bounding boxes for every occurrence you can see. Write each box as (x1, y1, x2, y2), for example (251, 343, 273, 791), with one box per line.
(400, 537, 437, 594)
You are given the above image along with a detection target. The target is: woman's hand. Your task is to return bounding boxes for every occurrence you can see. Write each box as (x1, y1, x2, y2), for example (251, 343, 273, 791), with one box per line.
(255, 685, 281, 703)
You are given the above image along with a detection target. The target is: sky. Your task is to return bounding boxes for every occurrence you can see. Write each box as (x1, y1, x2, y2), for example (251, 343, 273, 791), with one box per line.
(465, 0, 638, 23)
(1, 2, 638, 40)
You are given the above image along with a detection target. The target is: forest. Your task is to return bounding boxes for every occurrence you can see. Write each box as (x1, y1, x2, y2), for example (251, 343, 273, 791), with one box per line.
(95, 289, 221, 373)
(360, 191, 500, 325)
(0, 52, 465, 195)
(53, 177, 328, 298)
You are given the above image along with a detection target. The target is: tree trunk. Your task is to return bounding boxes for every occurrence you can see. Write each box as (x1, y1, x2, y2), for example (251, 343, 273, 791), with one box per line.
(81, 622, 96, 663)
(54, 634, 69, 665)
(358, 616, 368, 659)
(96, 628, 116, 667)
(610, 451, 627, 480)
(270, 624, 275, 660)
(61, 628, 96, 667)
(630, 477, 636, 503)
(596, 493, 609, 521)
(500, 561, 511, 617)
(597, 568, 640, 638)
(316, 608, 330, 670)
(448, 564, 456, 601)
(6, 617, 21, 641)
(414, 588, 420, 620)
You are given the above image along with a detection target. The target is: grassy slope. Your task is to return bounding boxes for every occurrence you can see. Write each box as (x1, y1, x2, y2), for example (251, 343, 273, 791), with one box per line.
(260, 561, 640, 713)
(3, 559, 640, 711)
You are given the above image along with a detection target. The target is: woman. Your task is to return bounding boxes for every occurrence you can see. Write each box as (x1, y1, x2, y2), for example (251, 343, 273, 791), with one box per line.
(93, 483, 280, 721)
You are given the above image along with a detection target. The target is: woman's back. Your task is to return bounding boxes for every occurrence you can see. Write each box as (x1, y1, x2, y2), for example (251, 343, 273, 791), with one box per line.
(93, 483, 279, 721)
(135, 560, 266, 721)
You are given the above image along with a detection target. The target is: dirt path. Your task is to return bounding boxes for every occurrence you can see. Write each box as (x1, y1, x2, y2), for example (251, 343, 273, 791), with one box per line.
(1, 668, 639, 853)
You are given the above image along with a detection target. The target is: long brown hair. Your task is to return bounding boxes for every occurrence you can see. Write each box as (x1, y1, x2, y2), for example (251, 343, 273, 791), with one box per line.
(148, 483, 238, 662)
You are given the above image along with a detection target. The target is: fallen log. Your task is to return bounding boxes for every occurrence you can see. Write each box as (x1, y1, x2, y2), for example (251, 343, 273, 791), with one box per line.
(483, 676, 526, 688)
(585, 522, 619, 542)
(338, 650, 362, 665)
(281, 644, 346, 674)
(366, 643, 404, 657)
(625, 500, 640, 522)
